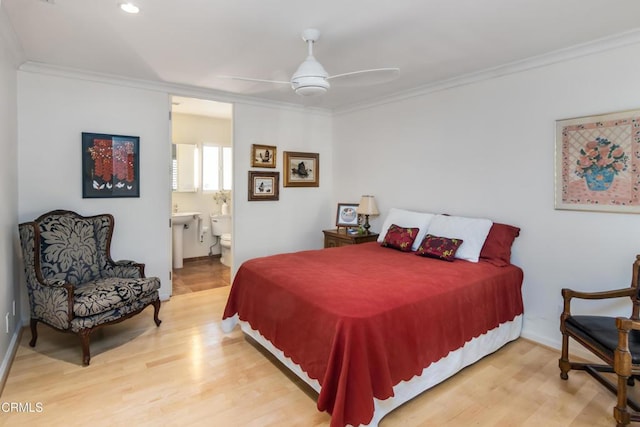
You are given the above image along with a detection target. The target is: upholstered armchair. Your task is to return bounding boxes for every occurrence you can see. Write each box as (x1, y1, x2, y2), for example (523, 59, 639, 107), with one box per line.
(18, 210, 161, 365)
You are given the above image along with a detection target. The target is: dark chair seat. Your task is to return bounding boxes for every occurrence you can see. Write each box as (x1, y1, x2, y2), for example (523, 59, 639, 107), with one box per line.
(566, 315, 640, 364)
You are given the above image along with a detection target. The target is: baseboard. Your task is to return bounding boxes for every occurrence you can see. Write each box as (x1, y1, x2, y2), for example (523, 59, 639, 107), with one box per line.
(184, 255, 220, 262)
(520, 329, 560, 351)
(520, 329, 600, 363)
(0, 321, 23, 395)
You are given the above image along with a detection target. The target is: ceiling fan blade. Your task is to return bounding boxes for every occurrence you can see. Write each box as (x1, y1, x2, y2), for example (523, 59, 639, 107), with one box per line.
(327, 68, 400, 86)
(217, 75, 290, 85)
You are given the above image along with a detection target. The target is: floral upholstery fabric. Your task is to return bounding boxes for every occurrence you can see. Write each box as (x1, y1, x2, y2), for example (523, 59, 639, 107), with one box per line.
(39, 215, 101, 286)
(415, 234, 464, 262)
(18, 210, 160, 333)
(19, 223, 72, 329)
(381, 224, 420, 252)
(74, 277, 160, 317)
(101, 261, 143, 279)
(70, 292, 159, 332)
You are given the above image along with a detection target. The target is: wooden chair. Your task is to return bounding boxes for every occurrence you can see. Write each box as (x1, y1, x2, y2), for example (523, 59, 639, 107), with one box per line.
(18, 210, 162, 365)
(559, 255, 640, 426)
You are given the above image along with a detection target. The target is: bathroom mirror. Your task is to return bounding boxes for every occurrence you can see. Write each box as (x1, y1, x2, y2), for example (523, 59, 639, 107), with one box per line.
(172, 143, 198, 192)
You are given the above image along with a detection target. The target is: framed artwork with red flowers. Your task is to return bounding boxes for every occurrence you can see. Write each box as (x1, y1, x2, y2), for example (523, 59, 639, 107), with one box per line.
(82, 132, 140, 198)
(555, 108, 640, 213)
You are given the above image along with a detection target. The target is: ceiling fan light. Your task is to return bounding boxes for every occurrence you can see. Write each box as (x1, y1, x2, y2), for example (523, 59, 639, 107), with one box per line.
(291, 75, 330, 96)
(295, 86, 328, 96)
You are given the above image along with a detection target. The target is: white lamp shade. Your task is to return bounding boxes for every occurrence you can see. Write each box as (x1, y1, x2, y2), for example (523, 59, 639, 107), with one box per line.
(356, 195, 379, 216)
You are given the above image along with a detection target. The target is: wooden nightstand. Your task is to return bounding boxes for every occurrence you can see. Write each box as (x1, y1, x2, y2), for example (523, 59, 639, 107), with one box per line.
(323, 229, 379, 248)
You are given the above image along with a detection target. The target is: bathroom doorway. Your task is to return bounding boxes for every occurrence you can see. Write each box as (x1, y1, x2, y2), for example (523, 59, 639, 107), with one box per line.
(170, 96, 233, 295)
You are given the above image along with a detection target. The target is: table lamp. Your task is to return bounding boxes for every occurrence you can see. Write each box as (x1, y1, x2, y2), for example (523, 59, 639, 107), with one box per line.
(356, 195, 379, 234)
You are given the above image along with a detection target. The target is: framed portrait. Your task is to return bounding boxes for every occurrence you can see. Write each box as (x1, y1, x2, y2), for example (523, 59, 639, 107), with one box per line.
(555, 108, 640, 213)
(336, 203, 359, 227)
(82, 132, 140, 198)
(251, 144, 276, 168)
(283, 151, 319, 187)
(248, 171, 279, 201)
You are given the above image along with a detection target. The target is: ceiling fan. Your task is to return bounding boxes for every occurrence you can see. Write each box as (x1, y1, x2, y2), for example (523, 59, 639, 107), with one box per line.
(220, 29, 400, 97)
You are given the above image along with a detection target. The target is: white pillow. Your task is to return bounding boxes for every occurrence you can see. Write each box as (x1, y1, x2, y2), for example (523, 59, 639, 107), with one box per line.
(377, 208, 435, 251)
(426, 214, 493, 262)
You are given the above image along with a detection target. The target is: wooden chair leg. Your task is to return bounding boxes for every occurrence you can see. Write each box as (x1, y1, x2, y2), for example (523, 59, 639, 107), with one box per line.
(614, 373, 631, 427)
(152, 299, 162, 327)
(614, 318, 634, 426)
(559, 331, 570, 380)
(79, 330, 91, 366)
(29, 319, 38, 347)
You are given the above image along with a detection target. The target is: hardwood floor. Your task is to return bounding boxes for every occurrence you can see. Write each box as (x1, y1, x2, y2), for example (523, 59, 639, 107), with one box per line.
(0, 286, 634, 426)
(172, 257, 230, 295)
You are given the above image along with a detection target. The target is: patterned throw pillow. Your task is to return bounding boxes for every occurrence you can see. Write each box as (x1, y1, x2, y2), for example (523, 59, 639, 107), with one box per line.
(381, 224, 420, 252)
(415, 234, 463, 262)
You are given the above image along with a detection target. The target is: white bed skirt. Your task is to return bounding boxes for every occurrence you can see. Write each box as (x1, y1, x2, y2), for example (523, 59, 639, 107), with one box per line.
(221, 314, 523, 427)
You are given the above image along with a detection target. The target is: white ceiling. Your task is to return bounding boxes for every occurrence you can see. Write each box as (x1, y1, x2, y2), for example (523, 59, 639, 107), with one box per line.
(4, 0, 640, 113)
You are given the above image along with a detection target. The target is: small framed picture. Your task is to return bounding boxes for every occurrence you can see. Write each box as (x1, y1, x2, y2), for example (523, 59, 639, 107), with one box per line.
(82, 132, 140, 198)
(336, 202, 359, 227)
(283, 151, 319, 187)
(251, 144, 276, 168)
(248, 171, 279, 201)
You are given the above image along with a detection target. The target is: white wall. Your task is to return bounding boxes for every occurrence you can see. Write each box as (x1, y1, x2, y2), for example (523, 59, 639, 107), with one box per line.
(17, 72, 173, 300)
(333, 42, 640, 350)
(172, 112, 232, 259)
(15, 70, 333, 304)
(0, 6, 21, 384)
(232, 103, 333, 274)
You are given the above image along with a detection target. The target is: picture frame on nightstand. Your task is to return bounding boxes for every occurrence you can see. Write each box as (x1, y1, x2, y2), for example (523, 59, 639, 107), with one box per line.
(335, 202, 359, 228)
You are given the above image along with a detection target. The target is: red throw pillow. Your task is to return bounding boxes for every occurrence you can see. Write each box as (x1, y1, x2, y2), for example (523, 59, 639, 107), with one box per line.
(415, 234, 463, 262)
(381, 224, 420, 252)
(479, 223, 520, 267)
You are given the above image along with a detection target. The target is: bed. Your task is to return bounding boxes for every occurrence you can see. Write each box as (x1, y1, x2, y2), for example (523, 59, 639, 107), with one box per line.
(222, 211, 523, 427)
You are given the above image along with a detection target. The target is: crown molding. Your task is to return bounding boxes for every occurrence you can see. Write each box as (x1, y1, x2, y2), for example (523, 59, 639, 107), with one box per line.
(14, 26, 640, 118)
(334, 28, 640, 116)
(17, 61, 332, 117)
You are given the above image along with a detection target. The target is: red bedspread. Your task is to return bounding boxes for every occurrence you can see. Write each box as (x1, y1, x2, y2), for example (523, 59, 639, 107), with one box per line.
(222, 242, 523, 427)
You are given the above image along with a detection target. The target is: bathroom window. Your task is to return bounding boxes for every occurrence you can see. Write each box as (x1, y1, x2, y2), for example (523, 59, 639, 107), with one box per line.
(202, 144, 232, 191)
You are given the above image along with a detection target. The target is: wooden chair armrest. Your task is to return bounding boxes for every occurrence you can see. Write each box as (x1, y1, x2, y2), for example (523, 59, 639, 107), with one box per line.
(561, 287, 636, 321)
(562, 287, 636, 301)
(616, 317, 640, 332)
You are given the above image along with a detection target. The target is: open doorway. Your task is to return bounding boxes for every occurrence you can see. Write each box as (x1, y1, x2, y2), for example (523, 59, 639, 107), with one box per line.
(170, 96, 233, 296)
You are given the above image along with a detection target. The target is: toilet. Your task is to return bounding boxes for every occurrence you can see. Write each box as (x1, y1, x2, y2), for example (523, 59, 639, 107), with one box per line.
(210, 214, 232, 267)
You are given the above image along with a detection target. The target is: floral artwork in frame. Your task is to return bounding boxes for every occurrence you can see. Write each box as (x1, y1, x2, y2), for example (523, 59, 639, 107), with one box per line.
(283, 151, 319, 187)
(82, 132, 140, 198)
(251, 144, 276, 168)
(555, 109, 640, 213)
(248, 171, 279, 201)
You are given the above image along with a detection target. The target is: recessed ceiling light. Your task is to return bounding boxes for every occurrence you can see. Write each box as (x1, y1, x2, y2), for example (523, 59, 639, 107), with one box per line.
(119, 3, 140, 14)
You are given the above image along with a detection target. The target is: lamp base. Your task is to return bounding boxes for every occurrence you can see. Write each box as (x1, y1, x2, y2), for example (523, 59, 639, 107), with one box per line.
(363, 215, 371, 234)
